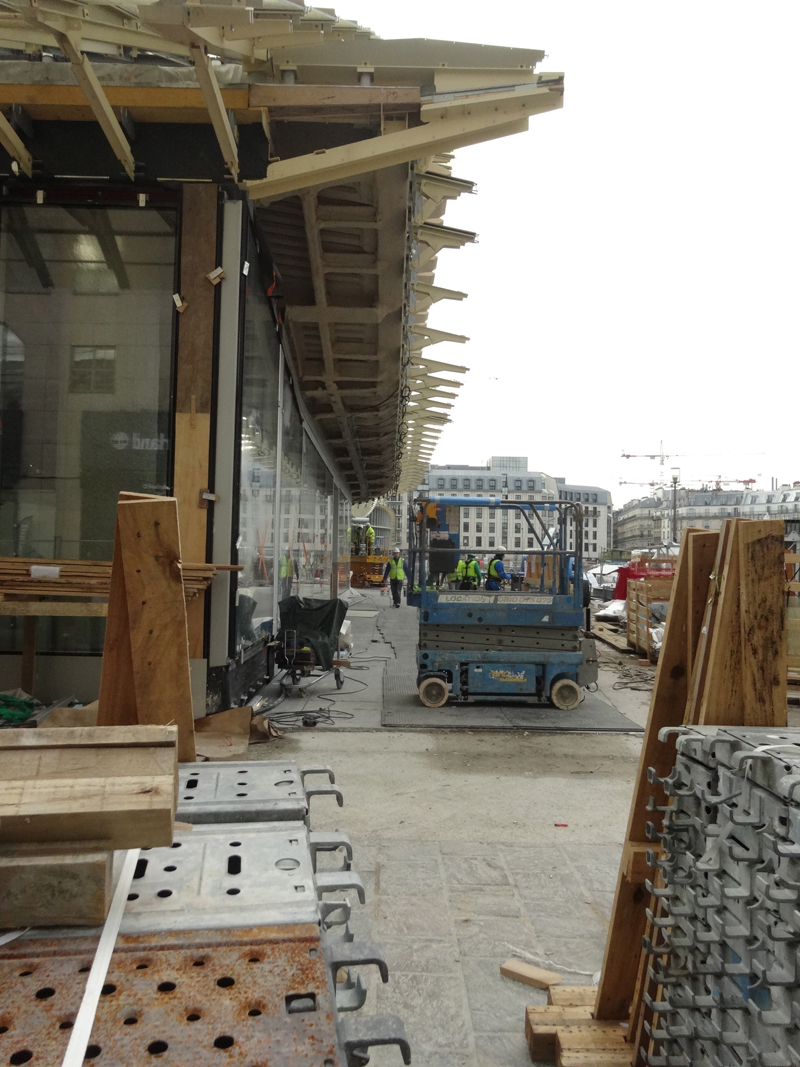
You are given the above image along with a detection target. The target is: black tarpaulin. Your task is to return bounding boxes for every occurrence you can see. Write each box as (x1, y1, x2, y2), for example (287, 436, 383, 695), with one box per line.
(277, 596, 349, 671)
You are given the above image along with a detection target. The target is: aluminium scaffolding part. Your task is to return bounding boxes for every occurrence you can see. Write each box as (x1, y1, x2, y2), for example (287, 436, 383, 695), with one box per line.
(409, 495, 597, 708)
(641, 725, 800, 1067)
(176, 761, 343, 826)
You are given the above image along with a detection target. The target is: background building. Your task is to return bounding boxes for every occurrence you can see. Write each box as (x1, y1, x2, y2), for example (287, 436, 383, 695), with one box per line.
(417, 458, 613, 560)
(614, 483, 800, 551)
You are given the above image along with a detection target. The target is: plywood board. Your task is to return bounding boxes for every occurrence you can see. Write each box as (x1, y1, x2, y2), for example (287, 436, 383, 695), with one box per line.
(739, 520, 787, 726)
(699, 522, 743, 725)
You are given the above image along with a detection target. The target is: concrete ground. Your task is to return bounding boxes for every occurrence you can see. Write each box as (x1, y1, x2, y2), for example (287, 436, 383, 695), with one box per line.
(249, 592, 652, 1066)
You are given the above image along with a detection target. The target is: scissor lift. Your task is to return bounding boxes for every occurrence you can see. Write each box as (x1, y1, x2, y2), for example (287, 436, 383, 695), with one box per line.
(408, 496, 598, 710)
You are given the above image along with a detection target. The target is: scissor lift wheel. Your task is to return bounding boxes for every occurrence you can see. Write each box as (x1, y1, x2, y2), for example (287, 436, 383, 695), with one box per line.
(418, 676, 449, 708)
(550, 678, 582, 711)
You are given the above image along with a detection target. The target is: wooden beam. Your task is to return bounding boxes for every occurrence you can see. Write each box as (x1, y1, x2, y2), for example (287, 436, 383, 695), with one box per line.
(0, 109, 32, 176)
(54, 32, 135, 179)
(190, 45, 239, 180)
(248, 84, 420, 109)
(245, 110, 531, 200)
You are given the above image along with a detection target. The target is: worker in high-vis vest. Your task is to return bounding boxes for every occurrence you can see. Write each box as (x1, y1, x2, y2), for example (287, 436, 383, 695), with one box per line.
(485, 547, 512, 591)
(456, 554, 481, 590)
(280, 549, 296, 600)
(365, 525, 375, 555)
(382, 547, 406, 608)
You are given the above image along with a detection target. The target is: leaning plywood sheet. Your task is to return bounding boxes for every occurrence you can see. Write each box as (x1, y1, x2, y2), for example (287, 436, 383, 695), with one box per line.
(98, 494, 196, 762)
(0, 841, 112, 927)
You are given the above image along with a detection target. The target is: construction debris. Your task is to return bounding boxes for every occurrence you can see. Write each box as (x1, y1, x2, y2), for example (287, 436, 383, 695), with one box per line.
(500, 958, 563, 989)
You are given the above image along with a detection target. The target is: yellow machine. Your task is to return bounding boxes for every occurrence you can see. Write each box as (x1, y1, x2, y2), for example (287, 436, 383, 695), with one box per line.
(350, 517, 388, 588)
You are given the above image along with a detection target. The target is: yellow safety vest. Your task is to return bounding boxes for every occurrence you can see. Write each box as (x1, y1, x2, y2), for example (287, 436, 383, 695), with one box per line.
(456, 559, 466, 578)
(280, 555, 293, 578)
(388, 558, 405, 580)
(366, 526, 375, 542)
(489, 558, 503, 580)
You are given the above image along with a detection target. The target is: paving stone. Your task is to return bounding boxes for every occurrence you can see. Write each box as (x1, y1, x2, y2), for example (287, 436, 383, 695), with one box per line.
(474, 1030, 540, 1067)
(455, 916, 536, 958)
(379, 840, 443, 863)
(381, 936, 462, 974)
(461, 956, 546, 1032)
(374, 895, 454, 939)
(440, 840, 502, 857)
(512, 868, 587, 901)
(524, 899, 608, 941)
(376, 972, 472, 1051)
(378, 859, 445, 896)
(499, 845, 566, 872)
(530, 936, 606, 976)
(449, 887, 523, 919)
(561, 843, 623, 867)
(570, 863, 619, 894)
(443, 855, 511, 887)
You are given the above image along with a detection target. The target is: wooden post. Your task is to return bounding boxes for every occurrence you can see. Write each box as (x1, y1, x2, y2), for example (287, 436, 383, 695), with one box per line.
(173, 184, 219, 657)
(739, 520, 787, 727)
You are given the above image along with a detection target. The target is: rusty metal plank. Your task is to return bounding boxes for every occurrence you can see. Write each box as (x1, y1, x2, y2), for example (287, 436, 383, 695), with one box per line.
(0, 924, 343, 1066)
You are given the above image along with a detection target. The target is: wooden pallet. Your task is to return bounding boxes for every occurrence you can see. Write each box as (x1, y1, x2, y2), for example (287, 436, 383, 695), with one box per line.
(592, 623, 633, 654)
(525, 987, 629, 1066)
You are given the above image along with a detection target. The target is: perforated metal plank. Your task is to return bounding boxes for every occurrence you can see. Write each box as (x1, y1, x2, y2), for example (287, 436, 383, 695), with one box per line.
(0, 924, 344, 1067)
(176, 762, 340, 825)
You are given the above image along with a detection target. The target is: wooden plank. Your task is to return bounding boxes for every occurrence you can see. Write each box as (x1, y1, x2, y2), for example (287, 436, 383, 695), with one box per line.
(525, 1006, 595, 1062)
(699, 521, 744, 725)
(685, 521, 731, 725)
(118, 498, 196, 762)
(0, 601, 108, 616)
(594, 531, 697, 1023)
(555, 1025, 627, 1049)
(248, 84, 420, 109)
(1, 745, 176, 782)
(686, 530, 719, 671)
(623, 843, 651, 884)
(176, 184, 218, 415)
(0, 775, 175, 848)
(500, 958, 562, 989)
(558, 1053, 631, 1067)
(593, 623, 633, 654)
(739, 519, 787, 727)
(0, 841, 112, 927)
(0, 725, 178, 750)
(548, 987, 597, 1007)
(97, 519, 139, 729)
(174, 411, 211, 565)
(0, 85, 250, 110)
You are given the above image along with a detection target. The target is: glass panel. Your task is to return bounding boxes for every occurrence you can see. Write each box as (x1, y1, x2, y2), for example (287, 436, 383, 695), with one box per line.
(235, 238, 280, 652)
(0, 203, 176, 653)
(278, 377, 303, 604)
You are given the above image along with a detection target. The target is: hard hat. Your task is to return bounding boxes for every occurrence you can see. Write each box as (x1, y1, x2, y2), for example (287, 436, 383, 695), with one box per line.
(392, 547, 400, 555)
(497, 545, 507, 553)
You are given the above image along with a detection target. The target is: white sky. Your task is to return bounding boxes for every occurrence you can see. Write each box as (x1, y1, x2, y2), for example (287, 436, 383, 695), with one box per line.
(341, 1, 800, 504)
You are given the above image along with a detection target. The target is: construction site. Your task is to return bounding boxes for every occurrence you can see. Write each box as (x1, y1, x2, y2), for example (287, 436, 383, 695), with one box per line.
(0, 4, 798, 1067)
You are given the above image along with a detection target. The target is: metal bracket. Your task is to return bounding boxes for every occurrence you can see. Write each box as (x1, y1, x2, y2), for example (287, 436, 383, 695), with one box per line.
(315, 871, 366, 903)
(306, 784, 345, 808)
(337, 1013, 411, 1067)
(300, 764, 336, 785)
(308, 830, 353, 870)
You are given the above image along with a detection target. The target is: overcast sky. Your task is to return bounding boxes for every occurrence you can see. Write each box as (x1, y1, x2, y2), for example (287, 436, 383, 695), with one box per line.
(341, 1, 799, 504)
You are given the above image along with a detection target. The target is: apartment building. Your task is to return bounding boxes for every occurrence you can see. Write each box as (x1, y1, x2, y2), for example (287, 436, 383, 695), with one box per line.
(417, 458, 613, 560)
(614, 483, 800, 551)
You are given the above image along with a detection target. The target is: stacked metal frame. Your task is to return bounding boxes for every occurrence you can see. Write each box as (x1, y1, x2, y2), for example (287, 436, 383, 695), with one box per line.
(643, 726, 800, 1067)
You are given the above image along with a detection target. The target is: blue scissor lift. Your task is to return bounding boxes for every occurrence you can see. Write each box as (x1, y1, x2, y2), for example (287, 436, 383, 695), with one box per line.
(407, 496, 598, 710)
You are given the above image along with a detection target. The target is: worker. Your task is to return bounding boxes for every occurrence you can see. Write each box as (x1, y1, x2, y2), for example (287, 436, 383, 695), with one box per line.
(382, 547, 406, 608)
(425, 501, 439, 530)
(456, 553, 481, 590)
(352, 526, 362, 554)
(365, 524, 375, 555)
(280, 548, 297, 599)
(486, 546, 512, 591)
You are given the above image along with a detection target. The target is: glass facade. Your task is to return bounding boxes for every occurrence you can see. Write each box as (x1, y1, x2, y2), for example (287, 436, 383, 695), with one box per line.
(234, 221, 349, 655)
(235, 236, 281, 652)
(0, 201, 176, 652)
